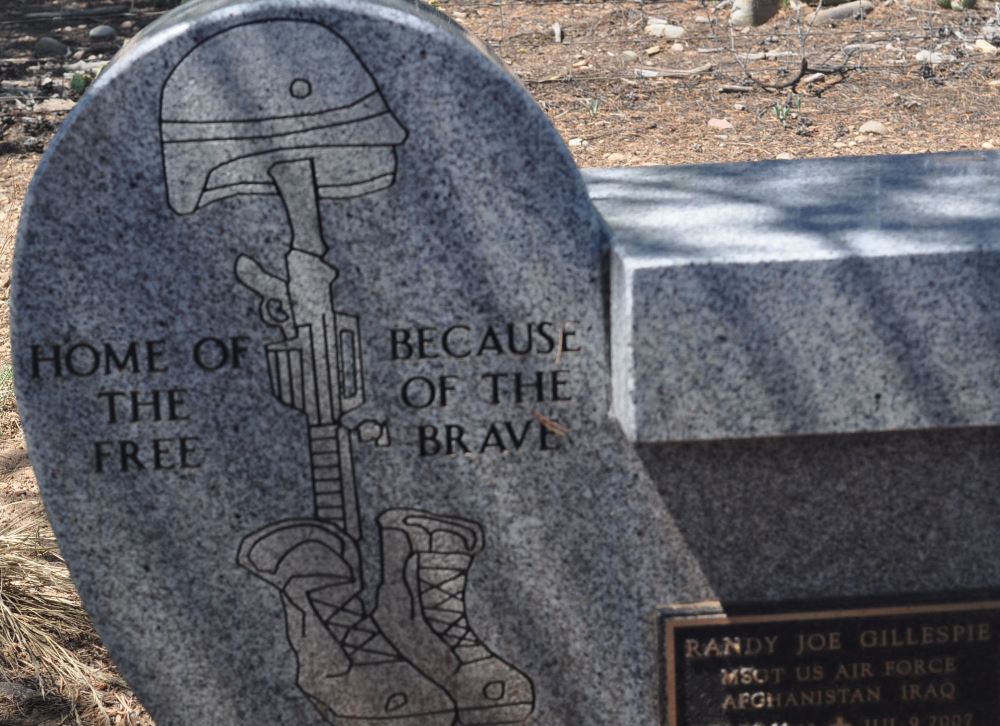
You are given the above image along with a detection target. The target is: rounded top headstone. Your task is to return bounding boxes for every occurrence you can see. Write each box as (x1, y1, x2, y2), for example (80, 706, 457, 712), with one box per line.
(12, 0, 685, 724)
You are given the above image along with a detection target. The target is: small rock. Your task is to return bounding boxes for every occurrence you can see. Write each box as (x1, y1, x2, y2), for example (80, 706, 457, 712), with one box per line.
(552, 22, 563, 43)
(733, 103, 746, 110)
(89, 25, 117, 41)
(833, 141, 847, 148)
(730, 5, 753, 25)
(975, 39, 998, 55)
(34, 36, 68, 58)
(859, 120, 887, 135)
(990, 79, 1000, 87)
(950, 0, 975, 8)
(621, 50, 639, 61)
(708, 118, 734, 130)
(915, 49, 953, 64)
(983, 140, 996, 149)
(645, 45, 662, 56)
(606, 152, 627, 164)
(568, 138, 585, 147)
(645, 22, 687, 39)
(695, 14, 710, 22)
(66, 59, 106, 73)
(120, 20, 134, 29)
(807, 0, 874, 24)
(671, 42, 685, 52)
(776, 152, 795, 159)
(71, 49, 86, 60)
(35, 98, 76, 113)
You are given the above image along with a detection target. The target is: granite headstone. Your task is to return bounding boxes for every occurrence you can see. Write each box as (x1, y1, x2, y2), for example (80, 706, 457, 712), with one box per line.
(12, 1, 682, 724)
(14, 0, 1000, 722)
(587, 155, 1000, 725)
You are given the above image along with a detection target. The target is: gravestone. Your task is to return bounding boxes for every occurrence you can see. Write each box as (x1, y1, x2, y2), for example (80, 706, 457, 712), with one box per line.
(12, 1, 680, 725)
(587, 155, 1000, 725)
(13, 0, 1000, 723)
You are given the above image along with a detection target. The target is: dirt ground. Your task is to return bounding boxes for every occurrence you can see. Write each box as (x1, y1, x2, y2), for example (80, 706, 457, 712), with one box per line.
(463, 0, 1000, 163)
(1, 0, 999, 721)
(0, 158, 34, 506)
(2, 0, 999, 162)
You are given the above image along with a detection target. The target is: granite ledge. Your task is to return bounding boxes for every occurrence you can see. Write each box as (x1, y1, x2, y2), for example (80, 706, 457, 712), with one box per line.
(583, 152, 1000, 442)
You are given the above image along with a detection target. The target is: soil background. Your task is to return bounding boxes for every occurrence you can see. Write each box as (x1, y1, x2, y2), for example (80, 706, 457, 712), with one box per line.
(1, 0, 999, 722)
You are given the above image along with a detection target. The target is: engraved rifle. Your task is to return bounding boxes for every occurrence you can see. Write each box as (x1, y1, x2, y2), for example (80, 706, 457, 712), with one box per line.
(234, 159, 389, 539)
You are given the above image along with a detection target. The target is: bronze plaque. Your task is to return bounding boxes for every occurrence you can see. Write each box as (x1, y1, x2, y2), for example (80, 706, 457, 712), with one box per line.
(661, 599, 1000, 726)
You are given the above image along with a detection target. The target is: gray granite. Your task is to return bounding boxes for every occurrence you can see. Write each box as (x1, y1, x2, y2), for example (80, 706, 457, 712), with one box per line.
(636, 426, 1000, 600)
(586, 154, 1000, 443)
(13, 1, 691, 724)
(13, 0, 1000, 722)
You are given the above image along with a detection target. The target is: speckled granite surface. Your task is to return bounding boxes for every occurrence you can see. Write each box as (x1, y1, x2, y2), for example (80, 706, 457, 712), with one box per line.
(13, 1, 693, 724)
(12, 1, 1000, 721)
(587, 155, 1000, 442)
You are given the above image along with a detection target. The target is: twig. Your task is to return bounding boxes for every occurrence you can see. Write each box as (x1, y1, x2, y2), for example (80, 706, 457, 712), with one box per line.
(763, 57, 810, 89)
(634, 63, 713, 77)
(809, 69, 847, 94)
(736, 51, 799, 60)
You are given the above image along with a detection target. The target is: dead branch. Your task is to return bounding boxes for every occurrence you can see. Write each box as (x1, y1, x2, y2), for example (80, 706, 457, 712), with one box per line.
(633, 63, 714, 78)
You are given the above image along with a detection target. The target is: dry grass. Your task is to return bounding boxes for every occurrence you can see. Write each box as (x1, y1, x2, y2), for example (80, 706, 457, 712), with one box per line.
(0, 365, 19, 444)
(0, 502, 110, 723)
(0, 504, 151, 725)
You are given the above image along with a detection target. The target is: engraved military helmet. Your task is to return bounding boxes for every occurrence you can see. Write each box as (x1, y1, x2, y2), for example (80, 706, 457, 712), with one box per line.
(160, 19, 408, 214)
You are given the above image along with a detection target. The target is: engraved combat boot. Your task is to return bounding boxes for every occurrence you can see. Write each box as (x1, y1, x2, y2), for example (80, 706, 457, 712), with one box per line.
(374, 509, 535, 725)
(238, 519, 457, 726)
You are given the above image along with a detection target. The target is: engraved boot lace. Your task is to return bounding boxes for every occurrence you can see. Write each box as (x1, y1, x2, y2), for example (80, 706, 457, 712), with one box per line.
(417, 552, 492, 665)
(312, 591, 401, 665)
